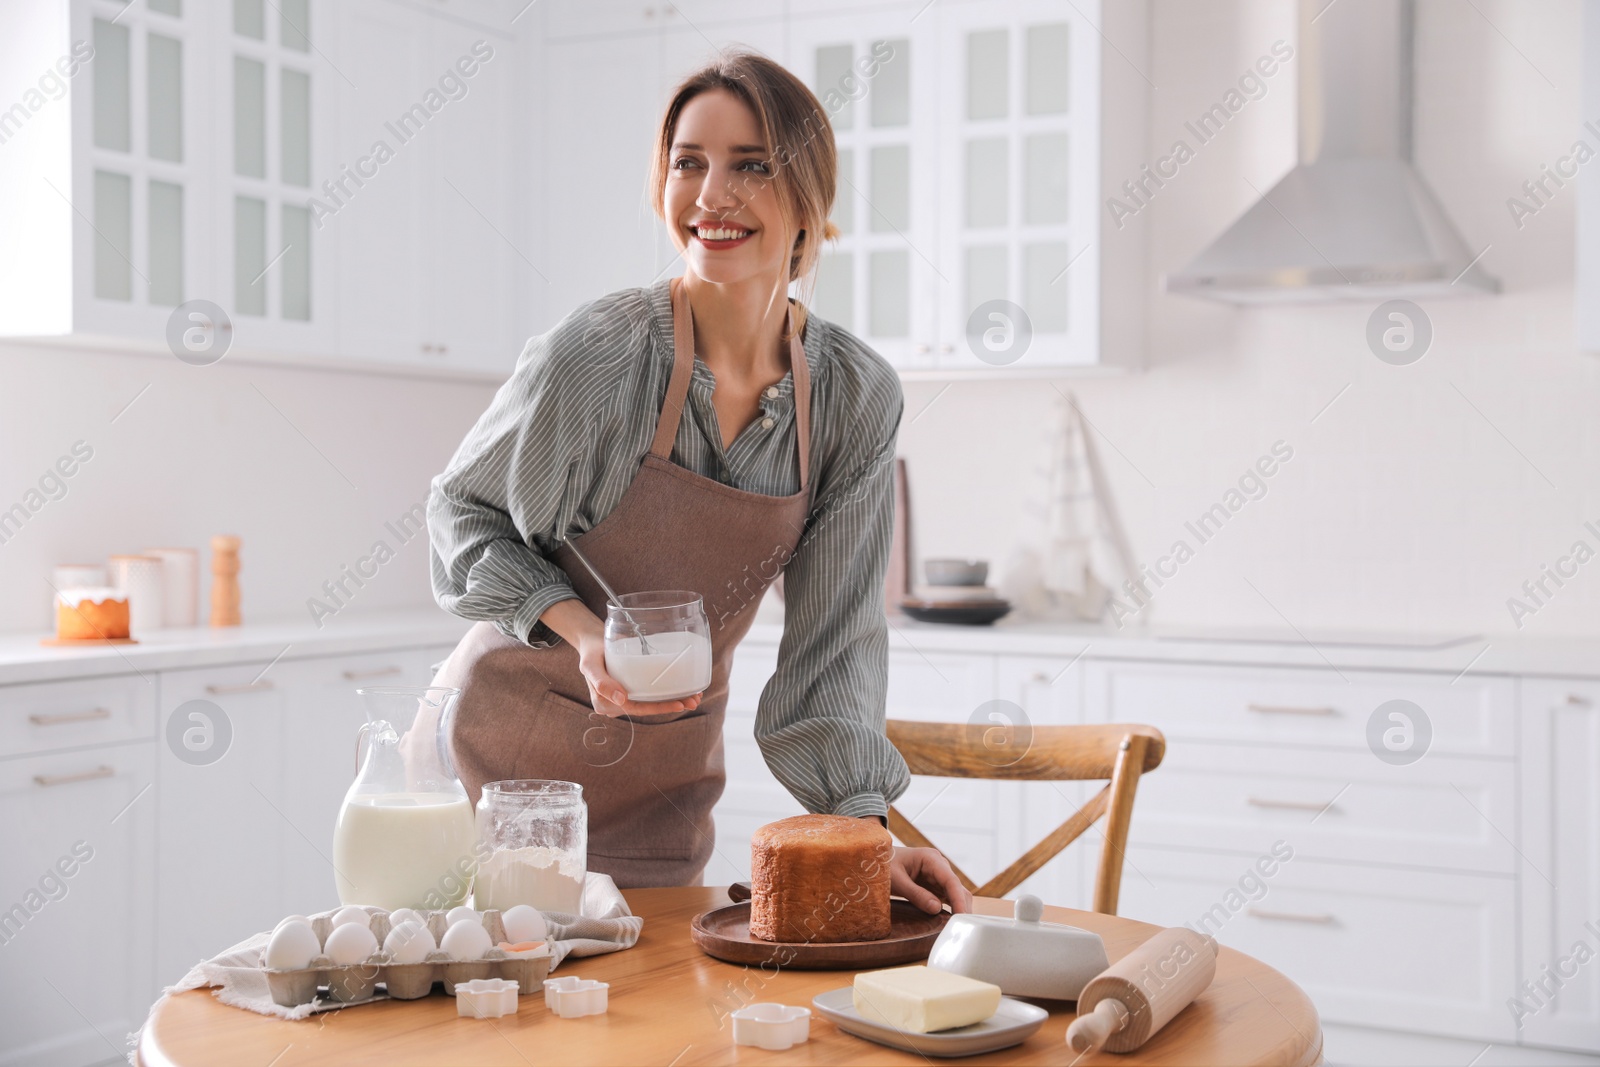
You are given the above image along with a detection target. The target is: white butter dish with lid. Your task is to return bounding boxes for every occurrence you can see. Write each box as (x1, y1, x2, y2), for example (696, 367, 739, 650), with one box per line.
(926, 895, 1108, 1000)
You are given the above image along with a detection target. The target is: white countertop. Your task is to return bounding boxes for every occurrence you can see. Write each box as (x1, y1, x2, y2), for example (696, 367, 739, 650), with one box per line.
(0, 609, 473, 686)
(746, 616, 1600, 680)
(3, 606, 1596, 685)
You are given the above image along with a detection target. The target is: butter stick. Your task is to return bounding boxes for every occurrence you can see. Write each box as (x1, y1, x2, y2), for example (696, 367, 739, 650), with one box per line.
(852, 965, 1002, 1034)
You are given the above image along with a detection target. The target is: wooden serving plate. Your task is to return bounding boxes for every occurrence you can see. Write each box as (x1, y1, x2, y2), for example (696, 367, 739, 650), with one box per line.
(691, 884, 950, 969)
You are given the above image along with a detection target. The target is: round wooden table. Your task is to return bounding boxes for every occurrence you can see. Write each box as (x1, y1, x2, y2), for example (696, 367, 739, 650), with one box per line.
(138, 887, 1323, 1066)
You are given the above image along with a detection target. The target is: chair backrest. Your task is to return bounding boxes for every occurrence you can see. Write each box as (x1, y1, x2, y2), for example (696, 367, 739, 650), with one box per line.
(885, 720, 1166, 915)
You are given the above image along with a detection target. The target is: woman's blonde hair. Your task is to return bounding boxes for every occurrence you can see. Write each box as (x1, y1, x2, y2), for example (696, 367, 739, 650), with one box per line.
(648, 50, 841, 341)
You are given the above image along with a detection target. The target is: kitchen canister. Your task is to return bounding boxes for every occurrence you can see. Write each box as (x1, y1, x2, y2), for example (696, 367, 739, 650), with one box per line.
(143, 547, 199, 627)
(108, 554, 165, 638)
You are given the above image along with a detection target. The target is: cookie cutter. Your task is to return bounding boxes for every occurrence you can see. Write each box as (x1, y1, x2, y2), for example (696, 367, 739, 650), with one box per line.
(731, 1003, 812, 1050)
(543, 975, 609, 1018)
(455, 977, 520, 1019)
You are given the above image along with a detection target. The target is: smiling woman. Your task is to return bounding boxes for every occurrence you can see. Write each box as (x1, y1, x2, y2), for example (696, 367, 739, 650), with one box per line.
(647, 52, 841, 349)
(424, 50, 971, 916)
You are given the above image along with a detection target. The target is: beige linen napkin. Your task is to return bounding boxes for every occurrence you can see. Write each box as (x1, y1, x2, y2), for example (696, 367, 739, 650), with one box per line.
(157, 872, 642, 1021)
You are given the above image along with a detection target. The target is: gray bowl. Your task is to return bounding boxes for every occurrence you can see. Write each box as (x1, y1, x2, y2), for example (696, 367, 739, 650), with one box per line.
(924, 559, 988, 586)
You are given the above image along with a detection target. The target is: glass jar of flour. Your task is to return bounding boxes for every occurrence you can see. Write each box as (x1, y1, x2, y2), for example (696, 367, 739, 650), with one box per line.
(603, 591, 713, 702)
(474, 780, 587, 916)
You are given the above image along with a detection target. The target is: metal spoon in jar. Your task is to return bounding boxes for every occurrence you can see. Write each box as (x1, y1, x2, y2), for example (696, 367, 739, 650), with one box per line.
(558, 537, 656, 655)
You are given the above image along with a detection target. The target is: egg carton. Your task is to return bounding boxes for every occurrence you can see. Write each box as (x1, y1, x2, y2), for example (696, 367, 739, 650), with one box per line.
(262, 907, 552, 1009)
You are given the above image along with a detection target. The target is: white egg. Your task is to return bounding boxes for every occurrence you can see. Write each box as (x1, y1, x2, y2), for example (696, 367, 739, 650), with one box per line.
(445, 905, 480, 927)
(263, 921, 321, 970)
(330, 905, 371, 930)
(324, 921, 379, 965)
(273, 914, 311, 934)
(387, 907, 424, 929)
(439, 919, 492, 960)
(501, 905, 548, 944)
(383, 920, 436, 965)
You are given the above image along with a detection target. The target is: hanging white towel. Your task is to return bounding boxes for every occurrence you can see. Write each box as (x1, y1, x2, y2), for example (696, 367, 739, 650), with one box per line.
(999, 391, 1135, 622)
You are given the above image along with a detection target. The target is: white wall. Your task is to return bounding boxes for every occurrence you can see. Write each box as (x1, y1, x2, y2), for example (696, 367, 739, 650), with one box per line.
(900, 0, 1600, 640)
(0, 343, 492, 634)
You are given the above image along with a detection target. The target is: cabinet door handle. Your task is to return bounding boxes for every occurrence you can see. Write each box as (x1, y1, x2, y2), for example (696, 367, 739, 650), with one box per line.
(29, 707, 112, 727)
(1564, 693, 1593, 707)
(34, 765, 115, 788)
(1246, 796, 1334, 812)
(342, 665, 402, 681)
(1246, 703, 1336, 717)
(204, 680, 276, 695)
(1247, 907, 1336, 925)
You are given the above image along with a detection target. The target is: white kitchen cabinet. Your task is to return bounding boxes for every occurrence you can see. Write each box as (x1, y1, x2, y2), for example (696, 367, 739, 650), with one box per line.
(0, 1, 213, 340)
(789, 0, 1147, 373)
(1127, 741, 1519, 874)
(538, 32, 664, 333)
(789, 4, 941, 369)
(933, 0, 1109, 370)
(0, 672, 157, 758)
(1518, 678, 1600, 1053)
(543, 1, 729, 41)
(1086, 659, 1517, 757)
(329, 1, 524, 373)
(1119, 847, 1519, 1043)
(206, 0, 337, 354)
(154, 663, 289, 991)
(0, 744, 156, 1067)
(0, 0, 527, 377)
(994, 654, 1089, 907)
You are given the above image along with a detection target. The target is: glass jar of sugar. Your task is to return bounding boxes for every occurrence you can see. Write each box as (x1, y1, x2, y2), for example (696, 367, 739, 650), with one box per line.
(603, 591, 713, 702)
(474, 780, 587, 916)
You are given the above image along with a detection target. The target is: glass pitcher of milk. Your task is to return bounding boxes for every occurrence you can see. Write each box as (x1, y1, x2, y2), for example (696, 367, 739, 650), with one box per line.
(603, 591, 713, 702)
(332, 686, 478, 910)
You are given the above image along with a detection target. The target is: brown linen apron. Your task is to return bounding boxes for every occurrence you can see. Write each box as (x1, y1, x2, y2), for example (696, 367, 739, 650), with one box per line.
(431, 276, 813, 889)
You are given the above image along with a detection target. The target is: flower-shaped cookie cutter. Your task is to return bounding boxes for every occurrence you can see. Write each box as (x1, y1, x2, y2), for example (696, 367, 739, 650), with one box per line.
(731, 1003, 812, 1050)
(543, 975, 609, 1018)
(455, 977, 520, 1019)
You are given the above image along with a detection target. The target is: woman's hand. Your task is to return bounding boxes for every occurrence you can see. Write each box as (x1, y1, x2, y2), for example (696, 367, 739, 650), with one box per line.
(575, 631, 704, 719)
(540, 598, 704, 719)
(890, 845, 973, 914)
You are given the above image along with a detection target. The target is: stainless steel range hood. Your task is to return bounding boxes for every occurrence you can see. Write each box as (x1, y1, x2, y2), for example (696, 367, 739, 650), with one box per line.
(1165, 0, 1499, 303)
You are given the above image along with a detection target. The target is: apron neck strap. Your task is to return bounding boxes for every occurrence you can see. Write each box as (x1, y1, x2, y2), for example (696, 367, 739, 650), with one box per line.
(654, 276, 811, 488)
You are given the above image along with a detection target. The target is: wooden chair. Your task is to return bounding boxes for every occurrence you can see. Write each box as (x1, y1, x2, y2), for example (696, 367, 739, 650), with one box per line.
(885, 720, 1165, 915)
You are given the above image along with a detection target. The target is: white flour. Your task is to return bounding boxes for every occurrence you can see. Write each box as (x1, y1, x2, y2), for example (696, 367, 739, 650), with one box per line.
(474, 845, 586, 915)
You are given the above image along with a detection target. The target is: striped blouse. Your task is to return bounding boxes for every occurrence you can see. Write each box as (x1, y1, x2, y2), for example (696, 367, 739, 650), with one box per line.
(426, 275, 911, 820)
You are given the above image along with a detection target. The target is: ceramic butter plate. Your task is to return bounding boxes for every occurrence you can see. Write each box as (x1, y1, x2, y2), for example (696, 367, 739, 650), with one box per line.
(810, 987, 1048, 1057)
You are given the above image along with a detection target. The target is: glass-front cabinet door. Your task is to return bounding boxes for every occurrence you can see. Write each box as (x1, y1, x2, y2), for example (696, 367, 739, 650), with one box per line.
(77, 0, 211, 339)
(213, 0, 334, 352)
(935, 0, 1098, 370)
(789, 5, 939, 371)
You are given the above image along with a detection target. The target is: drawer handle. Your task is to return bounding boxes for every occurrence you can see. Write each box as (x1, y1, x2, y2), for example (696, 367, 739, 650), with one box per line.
(1247, 907, 1336, 925)
(1247, 703, 1336, 717)
(342, 666, 403, 681)
(34, 765, 115, 788)
(1246, 796, 1335, 812)
(204, 680, 276, 695)
(29, 707, 112, 727)
(1565, 693, 1593, 707)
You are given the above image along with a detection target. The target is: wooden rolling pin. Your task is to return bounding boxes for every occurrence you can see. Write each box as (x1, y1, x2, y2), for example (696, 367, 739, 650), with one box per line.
(1066, 927, 1217, 1055)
